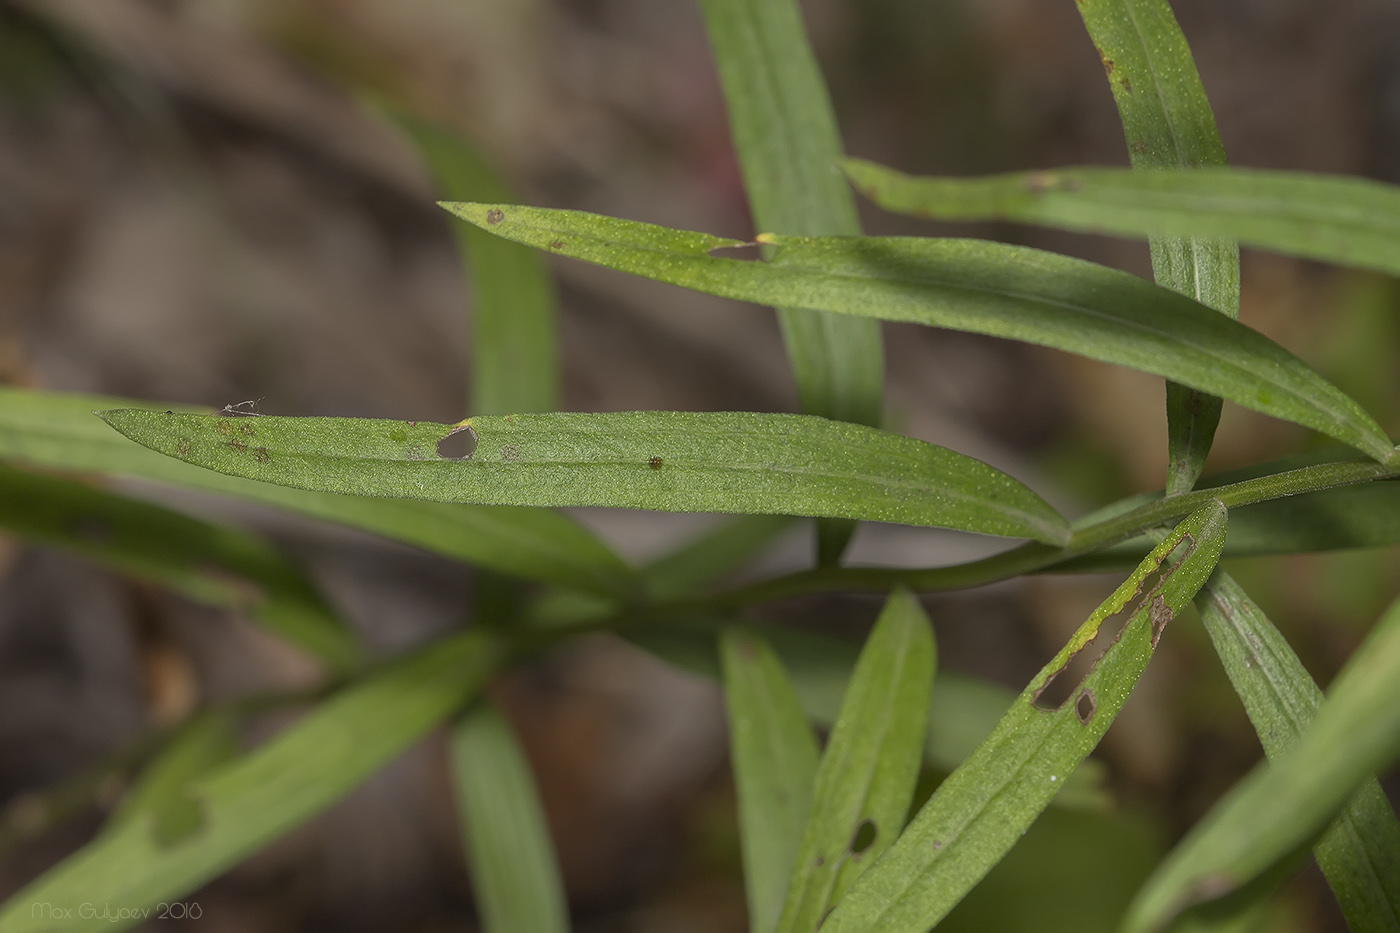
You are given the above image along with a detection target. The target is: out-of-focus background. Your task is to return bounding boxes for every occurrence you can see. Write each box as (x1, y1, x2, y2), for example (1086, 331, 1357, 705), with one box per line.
(2, 0, 1399, 929)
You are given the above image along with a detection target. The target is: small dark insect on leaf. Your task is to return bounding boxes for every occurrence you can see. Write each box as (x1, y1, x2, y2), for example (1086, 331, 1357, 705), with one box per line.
(648, 456, 664, 469)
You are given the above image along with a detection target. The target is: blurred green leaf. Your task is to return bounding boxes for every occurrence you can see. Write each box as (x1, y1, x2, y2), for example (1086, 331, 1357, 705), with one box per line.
(0, 463, 360, 671)
(643, 515, 795, 600)
(1073, 0, 1237, 494)
(0, 388, 633, 596)
(0, 631, 502, 933)
(774, 589, 934, 933)
(1128, 573, 1400, 932)
(820, 502, 1227, 933)
(450, 702, 569, 933)
(841, 161, 1400, 284)
(1126, 587, 1400, 933)
(398, 116, 558, 416)
(102, 713, 241, 847)
(442, 203, 1393, 463)
(720, 627, 820, 933)
(97, 409, 1071, 545)
(700, 0, 884, 563)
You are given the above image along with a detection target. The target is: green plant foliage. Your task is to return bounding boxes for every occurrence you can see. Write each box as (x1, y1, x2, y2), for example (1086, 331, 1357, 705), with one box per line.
(720, 627, 820, 933)
(1196, 571, 1400, 930)
(820, 503, 1227, 933)
(700, 0, 884, 562)
(842, 162, 1400, 283)
(0, 388, 634, 596)
(398, 116, 558, 417)
(0, 632, 502, 933)
(1127, 591, 1400, 933)
(0, 464, 360, 671)
(774, 589, 934, 933)
(450, 702, 569, 933)
(1073, 0, 1238, 495)
(441, 202, 1392, 463)
(96, 409, 1071, 545)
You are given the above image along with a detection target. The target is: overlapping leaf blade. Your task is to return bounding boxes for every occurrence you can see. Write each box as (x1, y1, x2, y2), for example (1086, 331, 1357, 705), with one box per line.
(841, 162, 1400, 282)
(442, 203, 1394, 463)
(1195, 570, 1400, 931)
(820, 502, 1227, 933)
(0, 387, 633, 596)
(720, 627, 820, 933)
(700, 0, 884, 562)
(1127, 587, 1400, 932)
(96, 409, 1071, 545)
(1072, 0, 1238, 494)
(450, 702, 569, 933)
(0, 631, 502, 933)
(0, 464, 360, 671)
(774, 588, 934, 933)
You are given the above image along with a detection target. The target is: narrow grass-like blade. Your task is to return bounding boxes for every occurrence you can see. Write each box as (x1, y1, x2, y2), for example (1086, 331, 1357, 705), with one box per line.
(442, 204, 1393, 463)
(843, 162, 1400, 284)
(0, 464, 360, 671)
(1126, 589, 1400, 932)
(645, 515, 795, 599)
(721, 627, 820, 933)
(399, 116, 558, 416)
(0, 631, 502, 933)
(1195, 570, 1400, 930)
(102, 713, 241, 847)
(774, 588, 934, 933)
(0, 388, 633, 596)
(820, 502, 1227, 933)
(97, 409, 1071, 545)
(450, 702, 569, 933)
(700, 0, 884, 563)
(1072, 0, 1238, 494)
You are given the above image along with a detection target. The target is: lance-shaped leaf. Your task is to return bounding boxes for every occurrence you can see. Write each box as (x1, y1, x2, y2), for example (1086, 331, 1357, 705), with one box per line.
(96, 409, 1071, 545)
(1072, 0, 1238, 495)
(450, 702, 569, 933)
(399, 115, 558, 416)
(0, 464, 360, 672)
(841, 161, 1400, 283)
(1126, 588, 1400, 933)
(700, 0, 884, 563)
(773, 590, 934, 933)
(820, 502, 1227, 933)
(721, 627, 820, 933)
(1195, 570, 1400, 931)
(0, 631, 502, 933)
(441, 204, 1394, 463)
(0, 388, 633, 596)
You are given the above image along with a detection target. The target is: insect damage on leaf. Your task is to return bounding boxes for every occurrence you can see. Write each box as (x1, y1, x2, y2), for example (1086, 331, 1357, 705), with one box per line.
(437, 424, 479, 460)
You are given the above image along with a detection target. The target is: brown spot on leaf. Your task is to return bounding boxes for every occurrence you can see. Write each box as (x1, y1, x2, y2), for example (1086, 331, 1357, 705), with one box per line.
(1121, 75, 1133, 93)
(549, 239, 565, 250)
(1100, 53, 1115, 76)
(648, 456, 664, 469)
(1149, 594, 1174, 648)
(501, 444, 521, 462)
(177, 437, 191, 457)
(253, 447, 271, 464)
(485, 209, 505, 225)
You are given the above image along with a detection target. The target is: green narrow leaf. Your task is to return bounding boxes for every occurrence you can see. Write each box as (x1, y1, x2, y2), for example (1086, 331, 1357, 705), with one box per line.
(442, 203, 1394, 464)
(821, 502, 1228, 933)
(1126, 589, 1400, 933)
(1072, 0, 1238, 495)
(0, 464, 361, 672)
(102, 713, 241, 847)
(720, 627, 820, 933)
(774, 588, 934, 933)
(397, 115, 558, 416)
(97, 409, 1071, 546)
(0, 388, 634, 596)
(450, 702, 569, 933)
(700, 0, 884, 563)
(0, 631, 502, 933)
(839, 163, 1400, 280)
(1195, 570, 1400, 931)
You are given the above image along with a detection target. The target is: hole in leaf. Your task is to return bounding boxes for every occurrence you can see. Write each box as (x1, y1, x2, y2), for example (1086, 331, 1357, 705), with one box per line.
(436, 425, 478, 460)
(1075, 689, 1097, 724)
(850, 819, 877, 857)
(707, 242, 765, 261)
